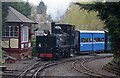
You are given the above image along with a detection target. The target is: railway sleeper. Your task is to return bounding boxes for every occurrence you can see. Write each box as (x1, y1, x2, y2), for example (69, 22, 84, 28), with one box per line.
(104, 67, 120, 76)
(103, 63, 120, 76)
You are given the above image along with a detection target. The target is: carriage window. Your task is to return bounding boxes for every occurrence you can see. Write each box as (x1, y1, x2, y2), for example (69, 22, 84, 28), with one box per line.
(82, 38, 104, 42)
(93, 38, 104, 42)
(90, 38, 92, 42)
(4, 26, 19, 37)
(87, 38, 91, 42)
(98, 38, 101, 42)
(101, 38, 104, 42)
(81, 38, 84, 42)
(82, 38, 87, 42)
(82, 38, 91, 42)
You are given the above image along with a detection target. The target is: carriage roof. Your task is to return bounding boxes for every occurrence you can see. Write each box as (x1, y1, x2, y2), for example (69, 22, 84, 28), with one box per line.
(77, 30, 105, 33)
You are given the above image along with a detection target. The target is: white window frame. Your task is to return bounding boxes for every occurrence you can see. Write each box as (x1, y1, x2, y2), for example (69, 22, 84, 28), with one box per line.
(21, 26, 29, 43)
(3, 26, 19, 37)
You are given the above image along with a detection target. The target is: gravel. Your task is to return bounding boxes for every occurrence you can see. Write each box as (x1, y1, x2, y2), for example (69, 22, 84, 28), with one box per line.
(39, 61, 87, 76)
(2, 58, 40, 76)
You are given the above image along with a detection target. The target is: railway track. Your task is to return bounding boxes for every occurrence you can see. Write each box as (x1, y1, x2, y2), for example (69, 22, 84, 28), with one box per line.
(18, 55, 113, 77)
(17, 56, 89, 78)
(18, 59, 71, 78)
(18, 61, 61, 78)
(72, 56, 113, 77)
(17, 61, 47, 78)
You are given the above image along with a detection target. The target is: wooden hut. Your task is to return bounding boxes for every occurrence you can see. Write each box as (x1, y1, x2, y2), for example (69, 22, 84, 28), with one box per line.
(2, 7, 37, 60)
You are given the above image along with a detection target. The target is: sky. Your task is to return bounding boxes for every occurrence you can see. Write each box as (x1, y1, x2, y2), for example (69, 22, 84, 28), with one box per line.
(23, 0, 76, 21)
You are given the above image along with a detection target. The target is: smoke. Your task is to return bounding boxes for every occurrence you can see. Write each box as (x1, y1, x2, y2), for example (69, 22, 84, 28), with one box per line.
(43, 0, 71, 21)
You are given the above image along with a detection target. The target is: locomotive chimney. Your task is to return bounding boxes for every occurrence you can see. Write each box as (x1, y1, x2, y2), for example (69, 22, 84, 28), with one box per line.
(51, 22, 55, 34)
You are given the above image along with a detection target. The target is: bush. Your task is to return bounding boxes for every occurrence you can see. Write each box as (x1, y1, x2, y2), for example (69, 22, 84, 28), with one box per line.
(31, 38, 39, 57)
(0, 50, 5, 58)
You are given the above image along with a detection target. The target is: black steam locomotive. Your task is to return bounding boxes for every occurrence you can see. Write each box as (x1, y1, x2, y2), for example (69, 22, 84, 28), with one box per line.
(35, 22, 77, 60)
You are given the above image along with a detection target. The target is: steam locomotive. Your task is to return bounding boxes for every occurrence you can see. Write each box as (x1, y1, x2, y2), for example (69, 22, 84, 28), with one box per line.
(35, 22, 110, 60)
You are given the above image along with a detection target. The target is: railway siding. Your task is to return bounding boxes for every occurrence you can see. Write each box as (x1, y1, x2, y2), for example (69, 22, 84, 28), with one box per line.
(72, 55, 118, 76)
(84, 57, 116, 76)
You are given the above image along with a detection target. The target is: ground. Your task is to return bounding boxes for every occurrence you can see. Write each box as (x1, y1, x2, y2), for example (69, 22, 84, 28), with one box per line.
(1, 53, 119, 77)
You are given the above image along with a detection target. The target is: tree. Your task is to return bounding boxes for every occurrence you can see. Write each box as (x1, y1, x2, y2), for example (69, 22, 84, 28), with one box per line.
(76, 2, 120, 64)
(37, 1, 47, 15)
(2, 2, 32, 17)
(60, 3, 104, 30)
(23, 2, 32, 17)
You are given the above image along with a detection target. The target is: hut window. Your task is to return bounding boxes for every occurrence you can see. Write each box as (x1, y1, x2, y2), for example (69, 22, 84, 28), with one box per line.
(4, 26, 18, 37)
(21, 26, 28, 42)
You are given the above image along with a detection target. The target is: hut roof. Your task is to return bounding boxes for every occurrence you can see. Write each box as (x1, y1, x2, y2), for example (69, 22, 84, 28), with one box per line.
(6, 7, 36, 24)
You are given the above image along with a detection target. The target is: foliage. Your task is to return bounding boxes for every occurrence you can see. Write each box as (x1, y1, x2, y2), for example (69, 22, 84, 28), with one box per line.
(75, 2, 120, 51)
(39, 22, 51, 31)
(0, 50, 5, 58)
(31, 38, 39, 57)
(2, 2, 32, 17)
(113, 56, 120, 64)
(37, 1, 47, 15)
(60, 3, 104, 30)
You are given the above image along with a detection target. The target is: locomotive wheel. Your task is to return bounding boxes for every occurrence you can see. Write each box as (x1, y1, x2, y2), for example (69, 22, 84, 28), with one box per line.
(70, 49, 75, 57)
(63, 49, 70, 58)
(67, 49, 71, 57)
(62, 50, 66, 58)
(55, 52, 62, 60)
(55, 49, 67, 59)
(73, 50, 79, 55)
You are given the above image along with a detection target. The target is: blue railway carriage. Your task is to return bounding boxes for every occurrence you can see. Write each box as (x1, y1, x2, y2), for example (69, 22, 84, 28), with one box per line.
(75, 30, 108, 54)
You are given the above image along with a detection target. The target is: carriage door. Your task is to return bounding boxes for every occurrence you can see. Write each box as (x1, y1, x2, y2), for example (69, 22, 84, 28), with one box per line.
(80, 33, 93, 52)
(93, 33, 105, 51)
